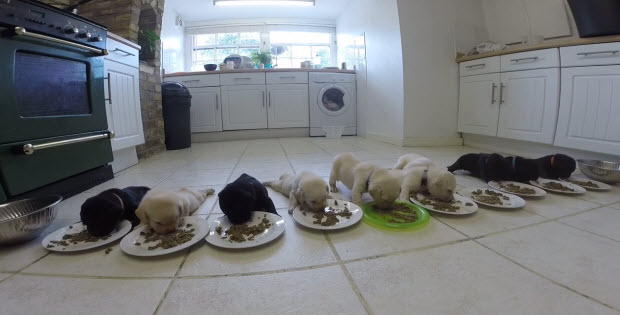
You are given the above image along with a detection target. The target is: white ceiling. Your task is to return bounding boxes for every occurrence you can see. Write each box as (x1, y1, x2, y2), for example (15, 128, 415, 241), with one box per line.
(166, 0, 352, 22)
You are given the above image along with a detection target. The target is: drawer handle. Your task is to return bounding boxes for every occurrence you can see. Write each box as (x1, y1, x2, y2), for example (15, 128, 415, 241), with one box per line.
(234, 78, 252, 80)
(279, 76, 296, 79)
(104, 75, 112, 104)
(491, 83, 497, 104)
(182, 80, 200, 83)
(465, 63, 485, 69)
(510, 57, 539, 62)
(500, 83, 506, 104)
(577, 50, 619, 57)
(22, 131, 115, 155)
(112, 48, 135, 56)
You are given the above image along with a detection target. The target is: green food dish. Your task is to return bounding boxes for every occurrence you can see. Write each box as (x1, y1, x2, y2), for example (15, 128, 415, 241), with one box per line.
(361, 200, 430, 230)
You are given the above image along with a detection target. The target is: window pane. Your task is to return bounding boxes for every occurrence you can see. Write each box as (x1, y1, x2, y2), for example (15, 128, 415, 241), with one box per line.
(240, 32, 260, 45)
(239, 47, 259, 58)
(291, 46, 311, 58)
(271, 45, 290, 57)
(276, 59, 293, 68)
(270, 31, 331, 44)
(313, 46, 331, 67)
(216, 48, 237, 61)
(195, 34, 216, 46)
(194, 48, 215, 61)
(217, 33, 239, 45)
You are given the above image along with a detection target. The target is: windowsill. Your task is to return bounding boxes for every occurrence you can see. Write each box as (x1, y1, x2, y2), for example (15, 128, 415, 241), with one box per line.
(164, 68, 356, 77)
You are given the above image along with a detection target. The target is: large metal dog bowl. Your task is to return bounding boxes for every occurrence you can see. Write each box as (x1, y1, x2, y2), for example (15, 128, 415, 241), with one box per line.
(0, 196, 62, 246)
(577, 159, 620, 184)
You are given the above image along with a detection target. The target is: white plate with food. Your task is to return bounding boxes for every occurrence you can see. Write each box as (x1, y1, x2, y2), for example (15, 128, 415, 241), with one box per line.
(206, 211, 285, 249)
(42, 220, 132, 252)
(460, 187, 526, 209)
(530, 179, 586, 195)
(488, 181, 547, 198)
(292, 199, 363, 230)
(560, 176, 612, 191)
(120, 217, 209, 257)
(410, 193, 478, 215)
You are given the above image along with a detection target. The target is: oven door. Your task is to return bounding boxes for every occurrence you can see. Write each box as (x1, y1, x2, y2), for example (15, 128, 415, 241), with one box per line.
(0, 32, 108, 143)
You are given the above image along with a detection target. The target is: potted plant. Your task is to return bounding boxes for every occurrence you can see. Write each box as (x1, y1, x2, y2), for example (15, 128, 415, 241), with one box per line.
(251, 51, 273, 69)
(138, 28, 160, 61)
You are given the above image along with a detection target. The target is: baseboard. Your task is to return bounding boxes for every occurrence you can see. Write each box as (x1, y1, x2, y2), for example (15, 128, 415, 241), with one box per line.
(110, 147, 139, 173)
(403, 136, 463, 147)
(192, 128, 309, 143)
(464, 134, 620, 160)
(366, 132, 404, 146)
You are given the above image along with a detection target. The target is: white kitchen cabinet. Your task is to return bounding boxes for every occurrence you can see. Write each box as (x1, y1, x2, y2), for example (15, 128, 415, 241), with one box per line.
(221, 85, 267, 130)
(554, 65, 620, 155)
(189, 87, 222, 133)
(497, 68, 560, 144)
(103, 58, 144, 151)
(267, 84, 309, 128)
(458, 73, 501, 136)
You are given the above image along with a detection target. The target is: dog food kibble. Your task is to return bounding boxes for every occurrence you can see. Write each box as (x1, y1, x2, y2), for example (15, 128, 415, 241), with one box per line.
(568, 179, 599, 189)
(312, 206, 352, 226)
(215, 226, 223, 235)
(540, 181, 575, 192)
(465, 202, 474, 207)
(471, 189, 509, 205)
(382, 204, 418, 224)
(499, 183, 536, 195)
(334, 200, 338, 206)
(186, 224, 193, 228)
(417, 196, 461, 212)
(104, 248, 112, 254)
(134, 242, 141, 246)
(141, 228, 196, 250)
(224, 218, 272, 243)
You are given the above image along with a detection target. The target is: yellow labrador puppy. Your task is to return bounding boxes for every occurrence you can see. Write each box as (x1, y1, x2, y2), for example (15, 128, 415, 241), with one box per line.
(330, 153, 400, 209)
(390, 167, 456, 202)
(135, 188, 215, 234)
(393, 153, 435, 170)
(264, 171, 329, 214)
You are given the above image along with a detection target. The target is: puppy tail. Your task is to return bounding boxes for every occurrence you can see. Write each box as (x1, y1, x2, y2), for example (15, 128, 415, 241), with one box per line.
(200, 189, 216, 197)
(263, 180, 274, 187)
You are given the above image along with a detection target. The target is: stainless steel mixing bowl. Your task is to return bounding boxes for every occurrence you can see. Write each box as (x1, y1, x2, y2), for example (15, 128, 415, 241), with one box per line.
(0, 196, 62, 246)
(577, 159, 620, 184)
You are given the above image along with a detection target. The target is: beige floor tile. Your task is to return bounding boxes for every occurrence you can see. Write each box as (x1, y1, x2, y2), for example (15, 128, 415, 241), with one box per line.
(575, 184, 620, 206)
(156, 168, 232, 187)
(0, 275, 170, 315)
(292, 162, 333, 177)
(611, 202, 620, 210)
(479, 222, 620, 310)
(0, 273, 11, 282)
(86, 171, 171, 193)
(558, 207, 620, 242)
(161, 266, 365, 315)
(56, 192, 98, 220)
(435, 208, 548, 238)
(522, 193, 600, 219)
(346, 241, 617, 315)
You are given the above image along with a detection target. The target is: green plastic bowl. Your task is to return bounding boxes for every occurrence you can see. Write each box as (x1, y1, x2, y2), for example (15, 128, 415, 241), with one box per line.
(361, 200, 430, 230)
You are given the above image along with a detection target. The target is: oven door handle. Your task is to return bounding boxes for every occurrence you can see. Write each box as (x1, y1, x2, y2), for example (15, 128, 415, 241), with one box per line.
(14, 27, 108, 56)
(22, 131, 115, 155)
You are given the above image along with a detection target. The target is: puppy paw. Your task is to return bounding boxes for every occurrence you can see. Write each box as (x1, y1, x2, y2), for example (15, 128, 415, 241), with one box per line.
(204, 189, 216, 196)
(288, 208, 294, 215)
(330, 186, 339, 193)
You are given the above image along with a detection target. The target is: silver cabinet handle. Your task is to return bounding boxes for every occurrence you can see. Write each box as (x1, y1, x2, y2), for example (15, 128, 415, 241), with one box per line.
(23, 131, 115, 155)
(112, 48, 135, 56)
(181, 79, 200, 83)
(465, 63, 485, 69)
(577, 50, 619, 57)
(216, 93, 219, 110)
(510, 57, 539, 62)
(500, 83, 506, 104)
(491, 83, 497, 104)
(268, 91, 271, 107)
(279, 76, 295, 79)
(262, 91, 265, 108)
(14, 27, 107, 56)
(234, 78, 252, 80)
(104, 75, 112, 104)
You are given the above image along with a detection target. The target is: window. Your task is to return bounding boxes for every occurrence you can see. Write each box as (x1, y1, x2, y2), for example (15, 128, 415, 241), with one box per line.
(270, 31, 333, 68)
(191, 32, 260, 71)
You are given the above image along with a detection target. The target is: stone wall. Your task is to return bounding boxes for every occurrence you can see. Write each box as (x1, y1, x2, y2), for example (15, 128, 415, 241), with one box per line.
(41, 0, 167, 160)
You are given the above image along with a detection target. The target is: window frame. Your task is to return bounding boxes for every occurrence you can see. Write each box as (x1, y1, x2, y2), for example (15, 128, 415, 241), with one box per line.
(190, 32, 262, 71)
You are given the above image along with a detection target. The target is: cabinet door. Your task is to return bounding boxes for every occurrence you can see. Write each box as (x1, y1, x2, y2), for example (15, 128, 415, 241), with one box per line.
(458, 73, 501, 136)
(555, 66, 620, 155)
(189, 87, 222, 133)
(497, 68, 560, 144)
(221, 85, 267, 130)
(104, 61, 144, 151)
(267, 84, 309, 128)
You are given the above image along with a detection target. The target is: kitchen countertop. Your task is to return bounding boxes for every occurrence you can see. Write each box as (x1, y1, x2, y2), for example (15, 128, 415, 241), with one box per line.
(456, 35, 620, 63)
(107, 32, 141, 50)
(164, 68, 356, 77)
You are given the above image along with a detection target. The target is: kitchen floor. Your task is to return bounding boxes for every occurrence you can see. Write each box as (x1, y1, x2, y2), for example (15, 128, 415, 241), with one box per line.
(1, 137, 620, 315)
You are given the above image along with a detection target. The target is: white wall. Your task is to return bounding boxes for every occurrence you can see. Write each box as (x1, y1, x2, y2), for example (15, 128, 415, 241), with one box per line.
(337, 0, 404, 142)
(161, 2, 185, 74)
(454, 0, 490, 54)
(397, 0, 462, 146)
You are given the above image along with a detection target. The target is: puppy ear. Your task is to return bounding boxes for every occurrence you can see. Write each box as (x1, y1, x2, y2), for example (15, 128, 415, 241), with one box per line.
(135, 205, 149, 224)
(294, 187, 304, 203)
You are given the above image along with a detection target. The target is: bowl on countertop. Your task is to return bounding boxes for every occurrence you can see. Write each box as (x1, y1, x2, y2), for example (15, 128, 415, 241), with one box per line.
(204, 64, 218, 71)
(0, 196, 62, 246)
(577, 159, 620, 184)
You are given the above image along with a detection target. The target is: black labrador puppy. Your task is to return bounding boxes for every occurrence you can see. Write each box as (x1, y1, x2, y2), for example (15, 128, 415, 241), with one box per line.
(448, 153, 539, 182)
(535, 154, 576, 179)
(218, 174, 278, 225)
(80, 186, 150, 236)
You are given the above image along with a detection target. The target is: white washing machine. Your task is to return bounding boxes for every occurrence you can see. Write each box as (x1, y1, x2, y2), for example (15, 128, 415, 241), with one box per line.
(309, 72, 357, 136)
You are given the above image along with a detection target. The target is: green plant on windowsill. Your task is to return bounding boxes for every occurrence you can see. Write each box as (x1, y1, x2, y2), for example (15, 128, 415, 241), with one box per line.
(138, 28, 160, 61)
(251, 51, 273, 68)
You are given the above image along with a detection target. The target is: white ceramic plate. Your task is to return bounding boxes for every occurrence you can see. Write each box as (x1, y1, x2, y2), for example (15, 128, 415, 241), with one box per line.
(42, 220, 132, 252)
(460, 187, 526, 209)
(292, 199, 363, 230)
(120, 217, 209, 257)
(530, 179, 587, 195)
(488, 181, 547, 198)
(560, 176, 612, 191)
(206, 211, 285, 249)
(410, 193, 478, 216)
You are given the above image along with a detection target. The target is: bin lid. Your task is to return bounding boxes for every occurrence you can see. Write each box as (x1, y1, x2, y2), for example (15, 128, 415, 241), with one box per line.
(162, 81, 191, 98)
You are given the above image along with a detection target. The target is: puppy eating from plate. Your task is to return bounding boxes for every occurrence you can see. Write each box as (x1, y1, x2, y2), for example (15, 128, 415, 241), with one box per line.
(264, 171, 330, 214)
(135, 188, 215, 234)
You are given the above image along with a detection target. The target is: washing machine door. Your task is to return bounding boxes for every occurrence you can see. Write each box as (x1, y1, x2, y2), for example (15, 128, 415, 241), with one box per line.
(317, 84, 351, 116)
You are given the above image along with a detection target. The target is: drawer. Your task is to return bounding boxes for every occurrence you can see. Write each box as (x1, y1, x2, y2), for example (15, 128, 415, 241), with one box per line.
(459, 57, 500, 76)
(104, 38, 139, 67)
(220, 73, 265, 85)
(561, 42, 620, 67)
(266, 72, 308, 84)
(171, 75, 220, 88)
(501, 48, 559, 72)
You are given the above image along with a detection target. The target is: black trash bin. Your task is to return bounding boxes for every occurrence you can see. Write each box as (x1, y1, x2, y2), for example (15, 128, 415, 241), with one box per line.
(162, 82, 192, 150)
(567, 0, 620, 37)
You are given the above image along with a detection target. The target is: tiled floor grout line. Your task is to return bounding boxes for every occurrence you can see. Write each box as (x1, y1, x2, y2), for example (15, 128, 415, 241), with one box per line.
(152, 247, 193, 315)
(207, 142, 249, 216)
(473, 239, 620, 313)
